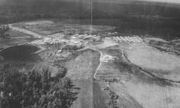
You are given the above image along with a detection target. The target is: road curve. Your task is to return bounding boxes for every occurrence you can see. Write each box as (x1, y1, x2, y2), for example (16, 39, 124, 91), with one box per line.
(77, 47, 103, 80)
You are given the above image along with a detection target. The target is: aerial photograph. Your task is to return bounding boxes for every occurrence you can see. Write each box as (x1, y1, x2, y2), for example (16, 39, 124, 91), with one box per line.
(0, 0, 180, 108)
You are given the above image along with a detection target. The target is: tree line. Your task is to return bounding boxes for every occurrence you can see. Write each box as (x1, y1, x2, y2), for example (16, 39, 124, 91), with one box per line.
(0, 64, 79, 108)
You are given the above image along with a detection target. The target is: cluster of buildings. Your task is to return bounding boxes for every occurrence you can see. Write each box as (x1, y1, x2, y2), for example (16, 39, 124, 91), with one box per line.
(31, 37, 65, 45)
(42, 37, 82, 47)
(31, 33, 101, 48)
(72, 34, 101, 41)
(100, 54, 115, 62)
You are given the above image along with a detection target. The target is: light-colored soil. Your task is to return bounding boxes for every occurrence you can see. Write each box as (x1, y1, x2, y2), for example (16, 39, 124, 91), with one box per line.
(126, 43, 180, 80)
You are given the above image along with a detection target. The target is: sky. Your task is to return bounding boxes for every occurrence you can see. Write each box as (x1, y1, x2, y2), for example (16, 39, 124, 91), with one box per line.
(0, 0, 180, 5)
(0, 0, 5, 4)
(140, 0, 180, 4)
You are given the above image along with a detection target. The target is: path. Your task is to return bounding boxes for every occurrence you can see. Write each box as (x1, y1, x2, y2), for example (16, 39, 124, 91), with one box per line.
(93, 50, 103, 79)
(9, 24, 42, 38)
(77, 46, 103, 80)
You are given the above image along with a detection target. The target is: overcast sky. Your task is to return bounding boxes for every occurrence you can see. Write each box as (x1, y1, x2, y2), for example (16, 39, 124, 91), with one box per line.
(0, 0, 180, 5)
(140, 0, 180, 4)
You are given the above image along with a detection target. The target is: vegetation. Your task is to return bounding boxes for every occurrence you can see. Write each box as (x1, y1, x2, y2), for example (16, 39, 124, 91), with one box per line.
(0, 45, 40, 61)
(104, 87, 119, 108)
(0, 25, 9, 39)
(148, 40, 180, 55)
(0, 64, 78, 108)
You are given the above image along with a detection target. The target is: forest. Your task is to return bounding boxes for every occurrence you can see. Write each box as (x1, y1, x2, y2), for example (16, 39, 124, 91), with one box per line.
(0, 64, 79, 108)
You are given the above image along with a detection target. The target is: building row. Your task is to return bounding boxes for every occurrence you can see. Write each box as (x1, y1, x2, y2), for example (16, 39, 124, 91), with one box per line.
(112, 36, 143, 43)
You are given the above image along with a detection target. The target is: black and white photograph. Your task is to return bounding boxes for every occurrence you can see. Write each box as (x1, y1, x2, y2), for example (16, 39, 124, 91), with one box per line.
(0, 0, 180, 108)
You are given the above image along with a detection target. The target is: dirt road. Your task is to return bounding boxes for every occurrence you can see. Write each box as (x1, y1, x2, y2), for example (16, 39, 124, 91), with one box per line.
(9, 24, 42, 38)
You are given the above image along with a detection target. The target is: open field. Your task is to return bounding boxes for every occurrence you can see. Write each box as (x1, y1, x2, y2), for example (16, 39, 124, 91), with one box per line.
(127, 44, 180, 71)
(0, 30, 35, 49)
(71, 79, 93, 108)
(126, 43, 180, 81)
(93, 81, 109, 108)
(110, 82, 143, 108)
(65, 49, 112, 108)
(110, 78, 180, 108)
(65, 49, 100, 80)
(69, 79, 109, 108)
(96, 61, 123, 80)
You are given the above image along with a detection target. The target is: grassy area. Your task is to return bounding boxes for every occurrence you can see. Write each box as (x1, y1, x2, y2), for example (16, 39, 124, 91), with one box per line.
(65, 49, 111, 108)
(70, 79, 93, 108)
(127, 44, 177, 71)
(0, 45, 41, 62)
(93, 81, 109, 108)
(96, 61, 122, 80)
(110, 82, 143, 108)
(65, 49, 100, 80)
(110, 79, 180, 108)
(0, 30, 35, 49)
(126, 43, 180, 81)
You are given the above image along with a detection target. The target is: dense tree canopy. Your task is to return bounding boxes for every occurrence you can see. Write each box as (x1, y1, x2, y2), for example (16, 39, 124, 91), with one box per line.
(0, 64, 78, 108)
